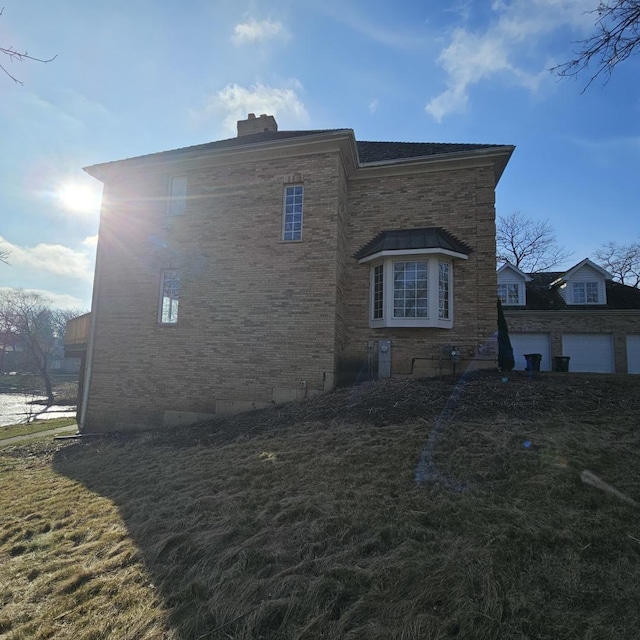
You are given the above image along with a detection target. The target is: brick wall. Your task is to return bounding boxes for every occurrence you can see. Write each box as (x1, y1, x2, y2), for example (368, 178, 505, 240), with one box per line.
(340, 164, 498, 380)
(84, 143, 503, 431)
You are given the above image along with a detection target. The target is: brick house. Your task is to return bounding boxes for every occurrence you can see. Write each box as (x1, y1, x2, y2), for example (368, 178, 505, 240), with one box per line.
(498, 259, 640, 373)
(79, 114, 514, 431)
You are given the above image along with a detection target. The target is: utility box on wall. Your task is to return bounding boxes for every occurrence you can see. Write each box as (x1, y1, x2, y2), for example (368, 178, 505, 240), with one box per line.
(378, 340, 391, 378)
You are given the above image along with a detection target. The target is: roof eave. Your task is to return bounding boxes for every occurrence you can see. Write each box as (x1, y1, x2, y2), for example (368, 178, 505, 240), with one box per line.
(84, 129, 358, 182)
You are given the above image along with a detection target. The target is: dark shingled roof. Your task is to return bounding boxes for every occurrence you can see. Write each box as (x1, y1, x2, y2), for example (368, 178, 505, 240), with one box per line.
(354, 227, 472, 261)
(356, 141, 502, 164)
(519, 272, 640, 310)
(85, 129, 508, 172)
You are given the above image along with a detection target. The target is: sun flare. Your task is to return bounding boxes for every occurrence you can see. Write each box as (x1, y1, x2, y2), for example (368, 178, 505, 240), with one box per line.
(58, 183, 100, 213)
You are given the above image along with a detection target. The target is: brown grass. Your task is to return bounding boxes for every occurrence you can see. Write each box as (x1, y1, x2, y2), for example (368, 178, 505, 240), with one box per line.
(1, 371, 639, 639)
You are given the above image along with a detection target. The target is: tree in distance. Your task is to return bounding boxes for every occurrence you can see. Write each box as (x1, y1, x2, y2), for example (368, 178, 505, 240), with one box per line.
(497, 212, 572, 273)
(595, 239, 640, 287)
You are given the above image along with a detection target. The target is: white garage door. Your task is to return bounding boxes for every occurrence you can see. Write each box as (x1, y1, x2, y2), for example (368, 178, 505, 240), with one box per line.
(510, 333, 552, 371)
(562, 334, 614, 373)
(627, 335, 640, 374)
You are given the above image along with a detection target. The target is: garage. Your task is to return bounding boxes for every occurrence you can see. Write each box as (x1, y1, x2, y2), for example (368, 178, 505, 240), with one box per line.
(561, 334, 615, 373)
(627, 335, 640, 374)
(509, 333, 552, 371)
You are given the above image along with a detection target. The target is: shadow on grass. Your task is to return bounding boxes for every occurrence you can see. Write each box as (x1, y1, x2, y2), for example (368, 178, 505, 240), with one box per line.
(53, 403, 640, 640)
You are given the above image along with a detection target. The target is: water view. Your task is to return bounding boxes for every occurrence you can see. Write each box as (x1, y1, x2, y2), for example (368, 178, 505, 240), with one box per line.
(0, 394, 76, 427)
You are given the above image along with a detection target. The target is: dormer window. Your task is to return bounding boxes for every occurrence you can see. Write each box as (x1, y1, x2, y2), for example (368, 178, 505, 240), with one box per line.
(498, 283, 522, 305)
(573, 281, 599, 304)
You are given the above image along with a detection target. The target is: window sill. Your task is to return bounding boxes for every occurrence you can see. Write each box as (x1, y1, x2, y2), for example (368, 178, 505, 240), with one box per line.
(370, 319, 453, 329)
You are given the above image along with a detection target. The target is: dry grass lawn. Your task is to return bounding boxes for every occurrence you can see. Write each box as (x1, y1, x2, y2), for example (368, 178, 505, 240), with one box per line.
(1, 371, 639, 639)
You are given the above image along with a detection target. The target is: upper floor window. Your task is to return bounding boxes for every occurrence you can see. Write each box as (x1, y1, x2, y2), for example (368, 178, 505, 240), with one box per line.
(168, 176, 187, 216)
(498, 283, 521, 305)
(282, 185, 303, 241)
(369, 256, 453, 328)
(159, 270, 180, 324)
(573, 281, 599, 304)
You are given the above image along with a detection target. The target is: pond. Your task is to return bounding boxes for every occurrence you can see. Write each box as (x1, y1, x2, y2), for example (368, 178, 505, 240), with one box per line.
(0, 393, 77, 427)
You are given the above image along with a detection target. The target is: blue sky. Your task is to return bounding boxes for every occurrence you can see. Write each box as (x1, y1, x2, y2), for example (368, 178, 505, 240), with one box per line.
(1, 0, 638, 310)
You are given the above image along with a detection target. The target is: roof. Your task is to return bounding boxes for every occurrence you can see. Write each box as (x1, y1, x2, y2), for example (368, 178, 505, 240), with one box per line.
(354, 227, 472, 261)
(356, 141, 503, 164)
(515, 271, 640, 310)
(85, 127, 512, 177)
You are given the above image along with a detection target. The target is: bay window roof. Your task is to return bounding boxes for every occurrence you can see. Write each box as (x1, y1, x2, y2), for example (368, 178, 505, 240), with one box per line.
(354, 227, 472, 263)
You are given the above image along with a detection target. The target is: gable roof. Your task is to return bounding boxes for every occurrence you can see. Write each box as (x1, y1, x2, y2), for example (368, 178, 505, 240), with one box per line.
(550, 258, 612, 284)
(354, 227, 472, 262)
(497, 262, 532, 281)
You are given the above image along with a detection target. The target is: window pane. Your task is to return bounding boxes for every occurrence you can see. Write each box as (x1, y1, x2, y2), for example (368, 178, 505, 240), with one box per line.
(168, 176, 187, 216)
(439, 262, 450, 319)
(373, 265, 384, 319)
(283, 185, 303, 240)
(497, 284, 507, 303)
(586, 282, 599, 303)
(573, 282, 586, 304)
(507, 284, 519, 304)
(393, 261, 427, 318)
(160, 270, 180, 323)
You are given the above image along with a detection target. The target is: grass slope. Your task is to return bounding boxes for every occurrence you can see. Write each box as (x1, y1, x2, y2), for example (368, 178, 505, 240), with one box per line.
(1, 372, 639, 639)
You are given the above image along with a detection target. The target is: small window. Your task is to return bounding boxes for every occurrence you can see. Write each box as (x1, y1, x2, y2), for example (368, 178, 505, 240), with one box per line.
(439, 262, 450, 319)
(498, 283, 520, 305)
(393, 261, 428, 318)
(283, 185, 303, 241)
(160, 270, 180, 324)
(573, 281, 599, 304)
(168, 176, 187, 216)
(373, 264, 384, 320)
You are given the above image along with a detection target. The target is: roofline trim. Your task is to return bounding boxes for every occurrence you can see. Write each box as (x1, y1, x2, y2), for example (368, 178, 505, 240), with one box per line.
(358, 248, 470, 264)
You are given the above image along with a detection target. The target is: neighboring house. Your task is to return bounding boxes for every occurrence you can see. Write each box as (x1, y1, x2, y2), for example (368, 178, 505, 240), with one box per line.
(79, 113, 514, 432)
(498, 259, 640, 373)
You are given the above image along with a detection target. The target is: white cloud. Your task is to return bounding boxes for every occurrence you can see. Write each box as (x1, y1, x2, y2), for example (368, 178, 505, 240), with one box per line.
(232, 19, 289, 45)
(426, 0, 596, 121)
(0, 236, 93, 283)
(193, 82, 309, 136)
(82, 235, 99, 249)
(369, 99, 380, 115)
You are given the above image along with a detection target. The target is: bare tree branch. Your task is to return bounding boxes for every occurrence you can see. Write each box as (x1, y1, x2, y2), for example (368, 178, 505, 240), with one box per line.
(497, 212, 573, 273)
(0, 241, 9, 265)
(551, 1, 640, 89)
(0, 7, 56, 85)
(595, 240, 640, 287)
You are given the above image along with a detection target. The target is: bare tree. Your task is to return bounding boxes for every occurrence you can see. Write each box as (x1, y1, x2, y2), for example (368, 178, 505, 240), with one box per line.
(497, 212, 573, 273)
(0, 289, 77, 405)
(1, 8, 56, 84)
(552, 1, 640, 88)
(595, 240, 640, 286)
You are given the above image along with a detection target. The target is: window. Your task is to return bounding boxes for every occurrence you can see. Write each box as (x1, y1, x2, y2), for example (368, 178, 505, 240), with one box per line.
(369, 256, 453, 328)
(439, 262, 450, 319)
(573, 281, 599, 304)
(159, 270, 180, 324)
(168, 176, 187, 216)
(498, 283, 521, 305)
(283, 185, 303, 240)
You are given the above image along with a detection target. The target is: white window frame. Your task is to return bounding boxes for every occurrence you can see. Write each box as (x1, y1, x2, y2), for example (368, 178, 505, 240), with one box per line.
(159, 270, 180, 324)
(168, 176, 188, 216)
(572, 281, 600, 304)
(282, 184, 303, 241)
(369, 255, 454, 329)
(498, 283, 521, 305)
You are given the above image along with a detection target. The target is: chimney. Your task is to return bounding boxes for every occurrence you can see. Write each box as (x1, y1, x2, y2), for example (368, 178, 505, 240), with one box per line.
(237, 113, 278, 137)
